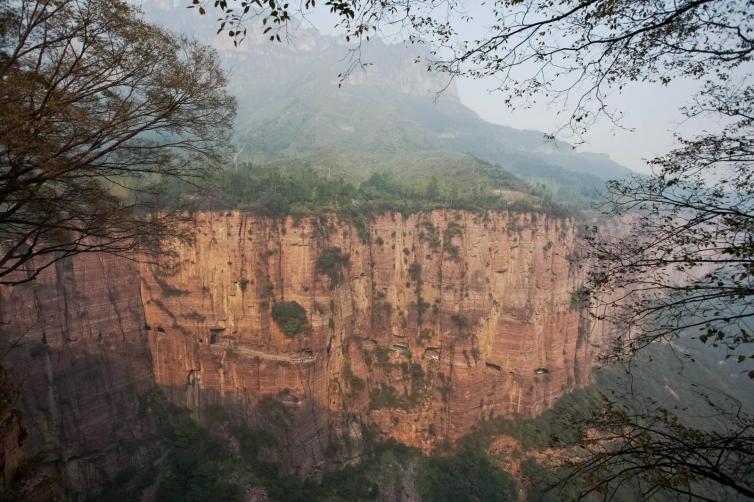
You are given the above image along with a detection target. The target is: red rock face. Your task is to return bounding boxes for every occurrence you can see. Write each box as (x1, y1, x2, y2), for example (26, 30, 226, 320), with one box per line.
(0, 209, 601, 495)
(141, 210, 597, 463)
(0, 253, 154, 500)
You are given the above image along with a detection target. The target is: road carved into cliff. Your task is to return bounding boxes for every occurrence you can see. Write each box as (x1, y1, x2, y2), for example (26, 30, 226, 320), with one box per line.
(216, 341, 316, 364)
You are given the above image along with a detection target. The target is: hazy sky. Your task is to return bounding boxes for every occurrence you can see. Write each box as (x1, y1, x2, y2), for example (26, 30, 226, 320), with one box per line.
(422, 3, 713, 174)
(298, 1, 724, 174)
(457, 77, 702, 174)
(146, 0, 751, 174)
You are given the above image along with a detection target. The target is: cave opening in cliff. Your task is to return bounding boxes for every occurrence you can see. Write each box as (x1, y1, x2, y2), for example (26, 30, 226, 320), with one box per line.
(209, 328, 224, 344)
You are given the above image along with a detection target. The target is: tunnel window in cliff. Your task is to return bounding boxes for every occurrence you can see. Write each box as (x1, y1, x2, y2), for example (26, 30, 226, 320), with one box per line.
(187, 370, 200, 386)
(209, 328, 224, 344)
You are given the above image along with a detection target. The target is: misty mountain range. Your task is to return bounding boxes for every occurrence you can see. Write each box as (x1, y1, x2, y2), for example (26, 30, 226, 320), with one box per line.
(146, 3, 634, 204)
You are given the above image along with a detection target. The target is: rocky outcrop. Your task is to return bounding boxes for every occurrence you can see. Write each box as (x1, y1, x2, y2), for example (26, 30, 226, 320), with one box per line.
(140, 210, 596, 468)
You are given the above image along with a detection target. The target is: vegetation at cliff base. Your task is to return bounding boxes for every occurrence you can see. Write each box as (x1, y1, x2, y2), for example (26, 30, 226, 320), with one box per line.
(417, 441, 517, 502)
(96, 390, 523, 502)
(271, 301, 309, 337)
(97, 394, 249, 502)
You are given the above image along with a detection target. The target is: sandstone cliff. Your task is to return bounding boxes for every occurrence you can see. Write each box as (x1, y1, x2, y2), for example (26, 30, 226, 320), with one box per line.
(141, 210, 595, 472)
(0, 253, 155, 500)
(0, 209, 597, 497)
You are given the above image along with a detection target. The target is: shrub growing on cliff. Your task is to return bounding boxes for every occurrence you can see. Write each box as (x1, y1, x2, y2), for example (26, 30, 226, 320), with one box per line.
(443, 222, 463, 260)
(419, 220, 442, 252)
(238, 277, 250, 292)
(316, 247, 350, 285)
(343, 364, 366, 392)
(450, 314, 470, 329)
(408, 262, 422, 283)
(369, 384, 402, 410)
(271, 301, 308, 337)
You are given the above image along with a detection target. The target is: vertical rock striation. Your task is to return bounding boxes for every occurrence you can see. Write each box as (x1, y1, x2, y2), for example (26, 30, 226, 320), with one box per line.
(0, 253, 154, 500)
(140, 210, 597, 467)
(0, 209, 601, 496)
